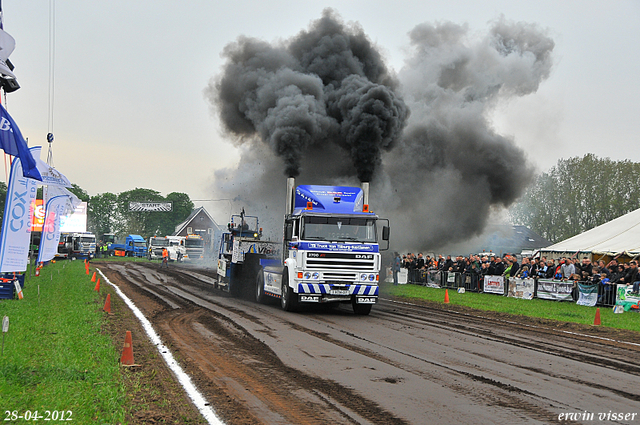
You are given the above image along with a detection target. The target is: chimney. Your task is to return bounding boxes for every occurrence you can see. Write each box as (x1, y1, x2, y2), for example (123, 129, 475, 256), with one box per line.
(361, 182, 370, 212)
(286, 177, 296, 216)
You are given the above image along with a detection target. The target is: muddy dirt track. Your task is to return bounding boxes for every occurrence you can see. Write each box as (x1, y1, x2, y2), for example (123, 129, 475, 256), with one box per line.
(98, 261, 640, 425)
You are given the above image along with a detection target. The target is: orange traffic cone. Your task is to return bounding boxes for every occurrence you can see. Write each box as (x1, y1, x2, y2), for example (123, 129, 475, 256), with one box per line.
(120, 331, 135, 365)
(103, 294, 111, 314)
(444, 289, 450, 304)
(85, 264, 89, 275)
(593, 307, 601, 326)
(35, 267, 40, 277)
(91, 272, 96, 282)
(94, 278, 100, 292)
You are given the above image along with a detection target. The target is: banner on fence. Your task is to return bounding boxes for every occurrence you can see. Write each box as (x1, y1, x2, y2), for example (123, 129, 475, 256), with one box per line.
(483, 275, 504, 294)
(576, 283, 598, 307)
(615, 284, 640, 311)
(425, 271, 441, 288)
(398, 268, 407, 284)
(507, 278, 534, 299)
(536, 279, 573, 301)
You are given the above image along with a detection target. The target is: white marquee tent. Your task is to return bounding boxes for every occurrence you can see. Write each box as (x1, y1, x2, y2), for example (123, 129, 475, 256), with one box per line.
(540, 207, 640, 258)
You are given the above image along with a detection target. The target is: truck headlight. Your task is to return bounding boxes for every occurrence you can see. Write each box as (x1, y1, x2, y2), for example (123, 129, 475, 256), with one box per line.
(360, 273, 368, 281)
(304, 272, 311, 279)
(369, 274, 375, 282)
(312, 272, 320, 280)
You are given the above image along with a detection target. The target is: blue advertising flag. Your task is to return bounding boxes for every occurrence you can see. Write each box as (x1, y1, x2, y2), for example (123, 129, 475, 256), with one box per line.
(0, 104, 42, 181)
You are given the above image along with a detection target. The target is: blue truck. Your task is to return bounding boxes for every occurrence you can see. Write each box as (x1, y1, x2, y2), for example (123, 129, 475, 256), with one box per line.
(217, 178, 390, 315)
(108, 234, 147, 257)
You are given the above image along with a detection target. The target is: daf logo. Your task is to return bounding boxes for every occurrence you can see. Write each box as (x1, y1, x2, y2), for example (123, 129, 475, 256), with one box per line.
(355, 254, 373, 259)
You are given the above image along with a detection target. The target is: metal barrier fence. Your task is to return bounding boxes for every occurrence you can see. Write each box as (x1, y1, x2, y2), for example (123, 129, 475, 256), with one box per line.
(405, 270, 621, 305)
(598, 283, 617, 307)
(408, 270, 481, 292)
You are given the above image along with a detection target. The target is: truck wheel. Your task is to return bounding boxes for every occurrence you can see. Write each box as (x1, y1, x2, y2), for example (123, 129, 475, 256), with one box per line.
(352, 299, 372, 315)
(256, 270, 266, 304)
(280, 270, 297, 312)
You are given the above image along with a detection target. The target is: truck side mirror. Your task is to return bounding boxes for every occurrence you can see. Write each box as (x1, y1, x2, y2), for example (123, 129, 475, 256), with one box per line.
(285, 222, 293, 240)
(382, 226, 390, 241)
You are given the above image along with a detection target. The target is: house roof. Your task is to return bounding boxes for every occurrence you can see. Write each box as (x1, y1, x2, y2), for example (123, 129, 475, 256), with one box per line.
(173, 207, 220, 236)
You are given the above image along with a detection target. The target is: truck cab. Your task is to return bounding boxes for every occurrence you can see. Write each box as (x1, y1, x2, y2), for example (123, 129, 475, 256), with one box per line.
(258, 180, 389, 315)
(54, 232, 96, 260)
(108, 235, 147, 257)
(184, 234, 205, 261)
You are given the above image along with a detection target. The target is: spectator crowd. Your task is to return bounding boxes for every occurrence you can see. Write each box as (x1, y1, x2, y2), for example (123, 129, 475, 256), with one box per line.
(394, 252, 640, 294)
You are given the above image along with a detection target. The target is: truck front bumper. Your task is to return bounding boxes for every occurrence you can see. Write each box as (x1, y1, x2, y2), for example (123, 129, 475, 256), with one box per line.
(296, 283, 378, 303)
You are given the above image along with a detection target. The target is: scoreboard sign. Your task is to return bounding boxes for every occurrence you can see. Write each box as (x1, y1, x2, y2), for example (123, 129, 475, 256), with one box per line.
(129, 202, 173, 212)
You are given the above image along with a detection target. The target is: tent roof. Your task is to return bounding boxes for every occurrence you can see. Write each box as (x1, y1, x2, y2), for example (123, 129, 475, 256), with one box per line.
(541, 207, 640, 255)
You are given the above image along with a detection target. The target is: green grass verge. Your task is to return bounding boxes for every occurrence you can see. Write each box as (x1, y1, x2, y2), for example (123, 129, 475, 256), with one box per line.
(0, 260, 126, 424)
(382, 283, 640, 333)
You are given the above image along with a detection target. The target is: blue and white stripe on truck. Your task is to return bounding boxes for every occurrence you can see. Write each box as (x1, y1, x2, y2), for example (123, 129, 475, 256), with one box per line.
(297, 283, 379, 296)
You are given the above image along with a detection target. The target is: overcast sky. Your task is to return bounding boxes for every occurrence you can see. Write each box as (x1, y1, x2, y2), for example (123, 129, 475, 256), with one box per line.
(3, 0, 639, 223)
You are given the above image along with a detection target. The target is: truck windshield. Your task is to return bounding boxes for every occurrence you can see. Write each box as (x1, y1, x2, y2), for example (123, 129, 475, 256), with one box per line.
(80, 237, 95, 243)
(134, 242, 146, 248)
(186, 240, 203, 248)
(230, 215, 258, 233)
(151, 239, 170, 247)
(302, 217, 377, 243)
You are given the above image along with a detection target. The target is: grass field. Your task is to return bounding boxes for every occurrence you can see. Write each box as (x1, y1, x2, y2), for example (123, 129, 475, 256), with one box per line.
(382, 283, 640, 332)
(0, 260, 127, 424)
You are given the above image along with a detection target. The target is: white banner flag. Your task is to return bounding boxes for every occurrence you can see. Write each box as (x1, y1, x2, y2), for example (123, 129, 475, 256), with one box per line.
(483, 275, 505, 295)
(34, 149, 72, 189)
(36, 196, 68, 263)
(46, 185, 81, 215)
(0, 147, 38, 272)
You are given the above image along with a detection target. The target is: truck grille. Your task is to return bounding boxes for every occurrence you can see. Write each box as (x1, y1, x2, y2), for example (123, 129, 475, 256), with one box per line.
(305, 252, 375, 270)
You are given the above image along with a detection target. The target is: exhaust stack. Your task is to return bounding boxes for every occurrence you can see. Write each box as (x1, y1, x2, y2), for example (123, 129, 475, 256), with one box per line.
(361, 182, 370, 212)
(286, 177, 296, 216)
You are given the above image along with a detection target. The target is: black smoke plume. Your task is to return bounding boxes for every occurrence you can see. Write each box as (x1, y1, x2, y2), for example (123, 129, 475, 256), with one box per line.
(205, 13, 554, 250)
(209, 9, 408, 180)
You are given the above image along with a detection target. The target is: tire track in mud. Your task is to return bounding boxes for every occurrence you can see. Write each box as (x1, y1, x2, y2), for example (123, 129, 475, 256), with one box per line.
(374, 298, 640, 375)
(120, 265, 559, 422)
(101, 262, 409, 425)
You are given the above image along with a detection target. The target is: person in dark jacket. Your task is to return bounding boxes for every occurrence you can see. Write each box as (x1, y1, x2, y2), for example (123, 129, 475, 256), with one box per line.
(622, 261, 640, 293)
(493, 257, 506, 276)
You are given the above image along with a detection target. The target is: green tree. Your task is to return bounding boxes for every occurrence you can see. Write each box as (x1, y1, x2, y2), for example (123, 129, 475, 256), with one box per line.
(116, 188, 165, 238)
(113, 189, 194, 239)
(160, 192, 194, 236)
(510, 154, 640, 243)
(68, 183, 90, 202)
(88, 192, 118, 238)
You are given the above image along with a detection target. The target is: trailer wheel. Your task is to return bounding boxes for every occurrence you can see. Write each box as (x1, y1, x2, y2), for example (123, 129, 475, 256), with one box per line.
(255, 270, 266, 304)
(352, 299, 372, 316)
(280, 270, 297, 312)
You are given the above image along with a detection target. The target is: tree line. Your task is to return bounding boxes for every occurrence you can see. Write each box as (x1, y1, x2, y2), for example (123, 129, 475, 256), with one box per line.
(0, 184, 194, 241)
(510, 154, 640, 243)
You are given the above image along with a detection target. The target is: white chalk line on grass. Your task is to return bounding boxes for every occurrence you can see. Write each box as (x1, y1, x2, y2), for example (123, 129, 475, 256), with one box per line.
(97, 268, 225, 425)
(383, 297, 640, 348)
